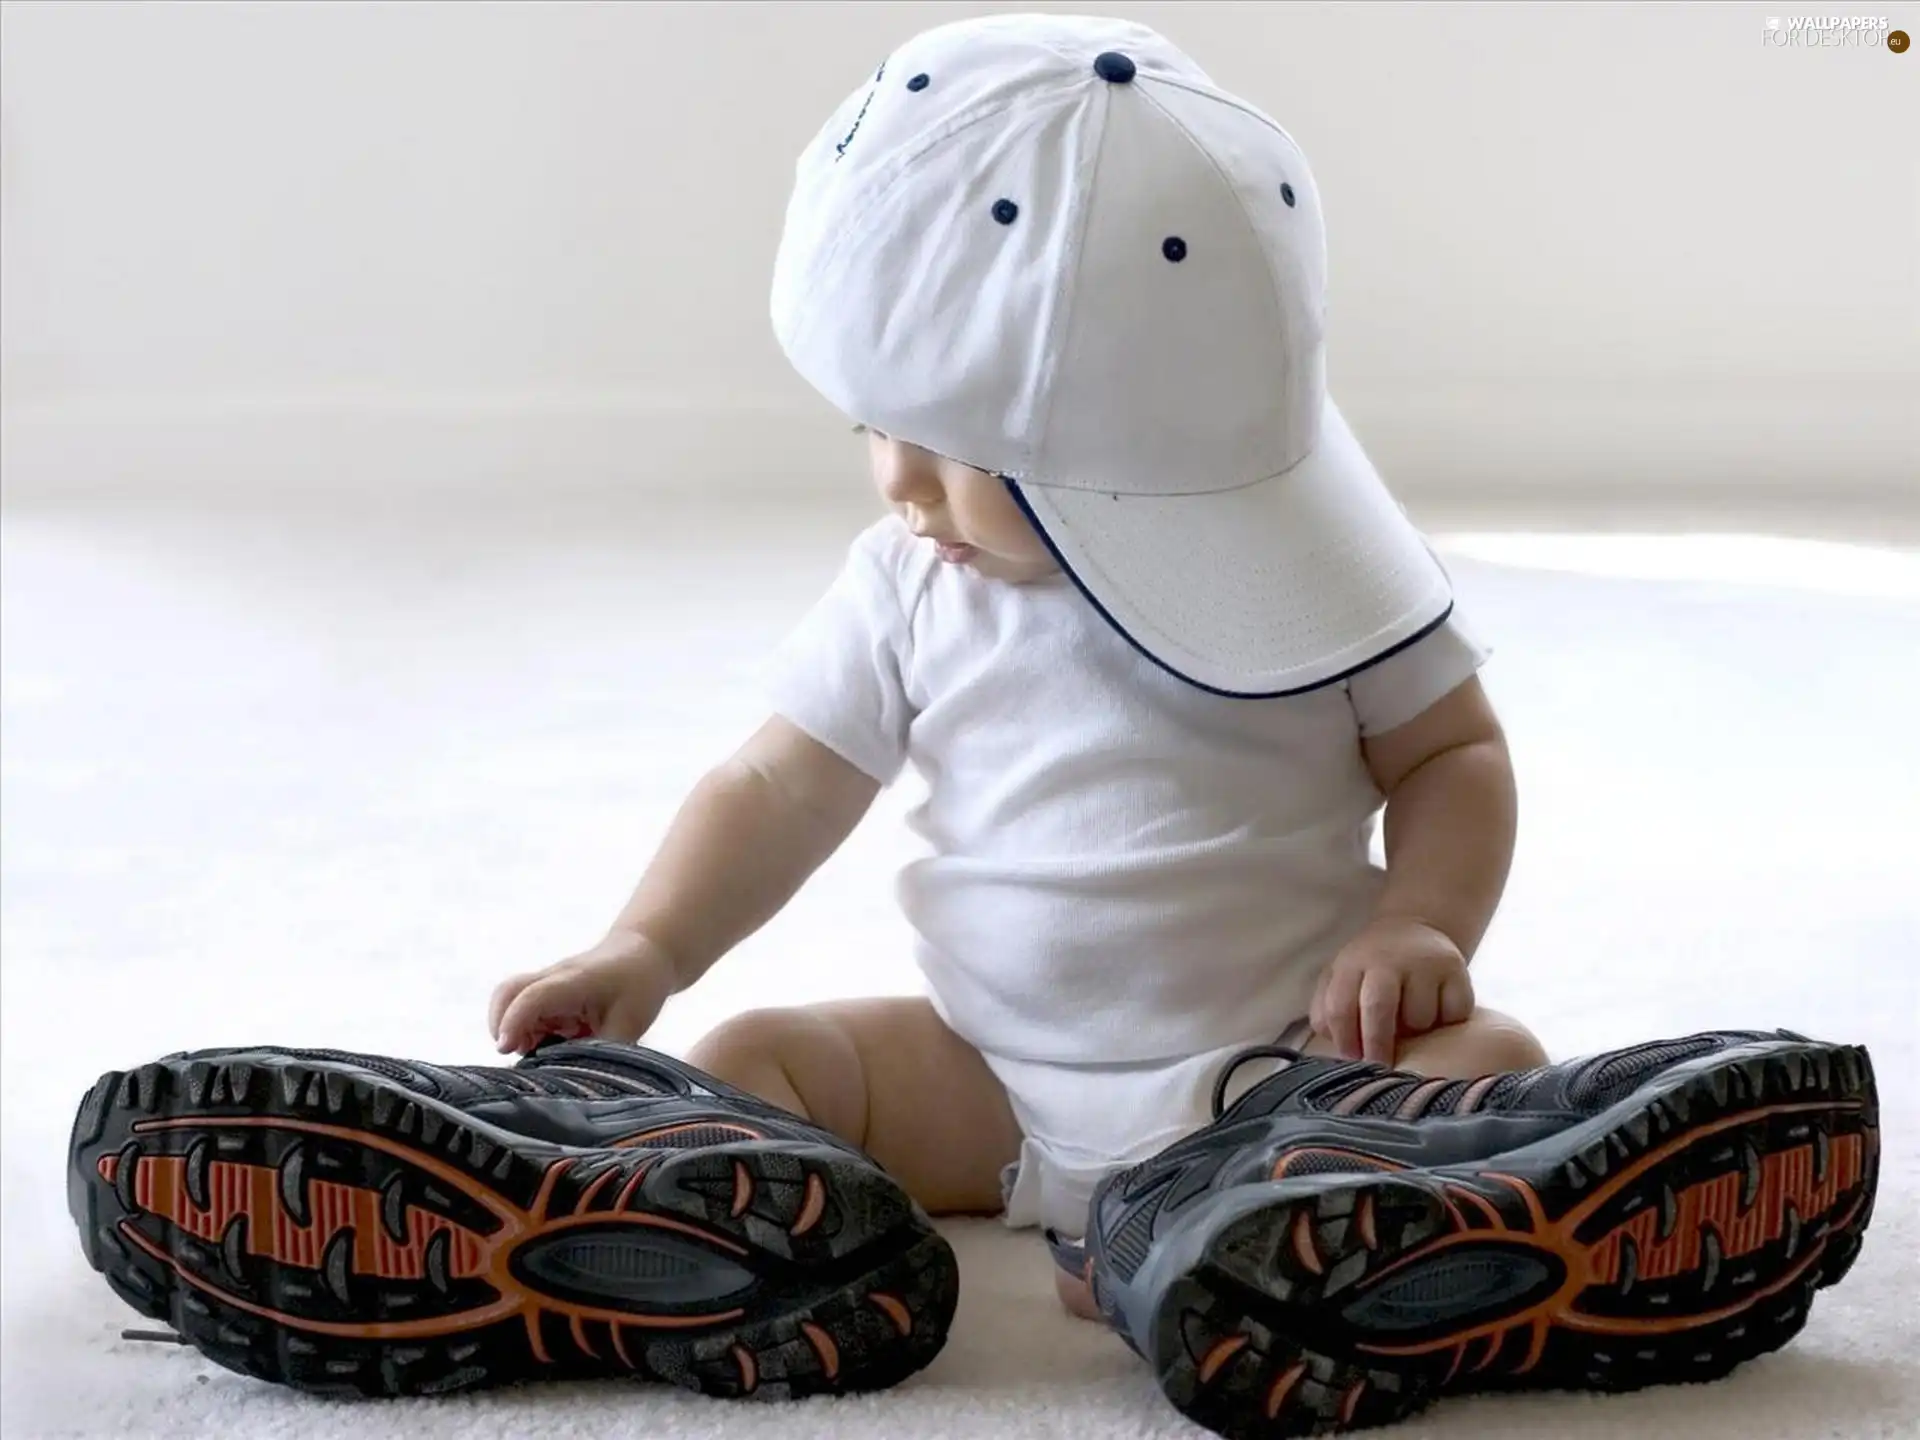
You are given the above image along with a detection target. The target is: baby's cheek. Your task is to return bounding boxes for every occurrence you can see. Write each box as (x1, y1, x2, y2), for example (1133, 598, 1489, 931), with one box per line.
(1008, 526, 1060, 572)
(985, 508, 1052, 563)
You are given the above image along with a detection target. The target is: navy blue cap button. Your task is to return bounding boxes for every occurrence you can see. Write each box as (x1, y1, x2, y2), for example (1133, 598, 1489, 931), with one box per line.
(1280, 182, 1297, 207)
(1093, 51, 1136, 83)
(907, 73, 930, 92)
(992, 198, 1020, 225)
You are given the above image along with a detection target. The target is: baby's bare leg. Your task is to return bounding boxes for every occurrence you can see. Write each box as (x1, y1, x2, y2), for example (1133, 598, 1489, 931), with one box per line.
(1390, 1005, 1547, 1074)
(1053, 1008, 1548, 1321)
(687, 996, 1023, 1216)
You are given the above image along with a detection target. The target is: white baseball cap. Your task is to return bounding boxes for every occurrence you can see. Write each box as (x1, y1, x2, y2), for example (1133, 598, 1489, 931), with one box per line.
(770, 12, 1452, 696)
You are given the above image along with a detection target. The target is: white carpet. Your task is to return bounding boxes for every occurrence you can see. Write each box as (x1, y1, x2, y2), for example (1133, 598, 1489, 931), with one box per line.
(3, 496, 1916, 1438)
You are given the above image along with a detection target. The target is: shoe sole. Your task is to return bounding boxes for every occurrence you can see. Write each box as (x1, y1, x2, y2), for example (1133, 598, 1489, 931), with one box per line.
(68, 1054, 957, 1399)
(1137, 1039, 1878, 1437)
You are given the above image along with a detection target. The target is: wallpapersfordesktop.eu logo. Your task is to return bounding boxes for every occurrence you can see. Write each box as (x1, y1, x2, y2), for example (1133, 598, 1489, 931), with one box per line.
(1762, 15, 1908, 48)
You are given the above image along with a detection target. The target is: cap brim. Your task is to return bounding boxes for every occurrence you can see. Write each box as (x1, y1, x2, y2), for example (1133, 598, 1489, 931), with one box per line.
(1008, 398, 1451, 696)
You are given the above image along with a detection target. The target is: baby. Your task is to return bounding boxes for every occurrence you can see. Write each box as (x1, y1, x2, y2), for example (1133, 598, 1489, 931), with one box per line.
(487, 10, 1549, 1321)
(70, 17, 1878, 1433)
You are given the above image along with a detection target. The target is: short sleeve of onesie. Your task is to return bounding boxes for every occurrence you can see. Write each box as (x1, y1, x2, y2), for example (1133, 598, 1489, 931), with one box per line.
(1344, 611, 1492, 738)
(763, 523, 917, 785)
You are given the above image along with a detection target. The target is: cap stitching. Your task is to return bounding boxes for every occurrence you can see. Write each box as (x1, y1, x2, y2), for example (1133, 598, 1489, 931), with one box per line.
(1138, 82, 1297, 461)
(1022, 73, 1109, 487)
(1023, 448, 1313, 502)
(1011, 79, 1314, 495)
(834, 61, 888, 161)
(796, 85, 1084, 375)
(1008, 475, 1455, 697)
(1127, 75, 1325, 300)
(1139, 73, 1312, 159)
(1024, 486, 1444, 678)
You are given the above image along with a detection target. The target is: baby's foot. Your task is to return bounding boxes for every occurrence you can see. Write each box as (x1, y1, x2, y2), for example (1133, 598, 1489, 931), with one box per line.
(1054, 1267, 1103, 1322)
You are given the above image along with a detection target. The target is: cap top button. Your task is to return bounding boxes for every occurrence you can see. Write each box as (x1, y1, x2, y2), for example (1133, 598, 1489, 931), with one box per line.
(1093, 51, 1136, 84)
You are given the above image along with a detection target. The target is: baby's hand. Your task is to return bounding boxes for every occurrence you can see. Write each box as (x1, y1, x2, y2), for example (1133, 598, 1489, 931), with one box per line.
(488, 931, 679, 1055)
(1310, 916, 1474, 1066)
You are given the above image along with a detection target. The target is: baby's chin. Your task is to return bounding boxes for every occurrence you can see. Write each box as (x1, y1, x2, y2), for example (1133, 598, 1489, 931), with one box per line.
(969, 550, 1061, 585)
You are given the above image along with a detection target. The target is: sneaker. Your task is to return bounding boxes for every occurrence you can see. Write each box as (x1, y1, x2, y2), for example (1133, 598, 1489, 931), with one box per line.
(1086, 1031, 1879, 1437)
(68, 1039, 956, 1399)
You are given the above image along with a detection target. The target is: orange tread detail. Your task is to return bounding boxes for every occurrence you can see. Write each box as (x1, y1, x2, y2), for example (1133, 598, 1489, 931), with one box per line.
(1340, 1379, 1367, 1425)
(1272, 1147, 1406, 1181)
(869, 1291, 914, 1336)
(108, 1151, 486, 1282)
(1265, 1361, 1307, 1418)
(1197, 1333, 1249, 1383)
(1349, 1102, 1868, 1372)
(1586, 1134, 1863, 1287)
(614, 1160, 651, 1211)
(576, 1166, 620, 1212)
(524, 1310, 552, 1364)
(801, 1321, 840, 1380)
(791, 1173, 827, 1236)
(1469, 1333, 1501, 1373)
(612, 1121, 763, 1149)
(1290, 1208, 1324, 1275)
(570, 1315, 597, 1360)
(731, 1161, 753, 1219)
(112, 1117, 753, 1345)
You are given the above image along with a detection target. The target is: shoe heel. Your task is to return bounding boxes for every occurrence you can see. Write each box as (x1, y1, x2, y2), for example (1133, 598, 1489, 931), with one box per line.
(1148, 1177, 1449, 1437)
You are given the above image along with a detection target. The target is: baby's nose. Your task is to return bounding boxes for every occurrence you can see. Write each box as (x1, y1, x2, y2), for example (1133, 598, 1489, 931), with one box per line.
(877, 443, 945, 505)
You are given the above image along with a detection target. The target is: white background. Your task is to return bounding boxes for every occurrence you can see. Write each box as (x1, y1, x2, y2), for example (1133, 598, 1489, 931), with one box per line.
(3, 1, 1915, 520)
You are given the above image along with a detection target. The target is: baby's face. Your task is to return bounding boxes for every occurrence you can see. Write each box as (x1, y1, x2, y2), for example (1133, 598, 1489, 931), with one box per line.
(866, 430, 1059, 584)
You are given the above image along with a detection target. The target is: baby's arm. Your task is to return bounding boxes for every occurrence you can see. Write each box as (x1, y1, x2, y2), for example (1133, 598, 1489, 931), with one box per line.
(612, 716, 881, 980)
(1361, 676, 1516, 961)
(490, 717, 880, 1052)
(1310, 676, 1517, 1063)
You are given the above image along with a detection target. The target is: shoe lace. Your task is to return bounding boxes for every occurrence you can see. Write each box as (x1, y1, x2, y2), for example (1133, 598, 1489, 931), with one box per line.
(1210, 1045, 1524, 1122)
(1209, 1044, 1309, 1119)
(518, 1039, 691, 1097)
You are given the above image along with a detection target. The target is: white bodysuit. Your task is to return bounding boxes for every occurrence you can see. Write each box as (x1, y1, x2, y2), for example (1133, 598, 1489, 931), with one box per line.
(766, 517, 1487, 1235)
